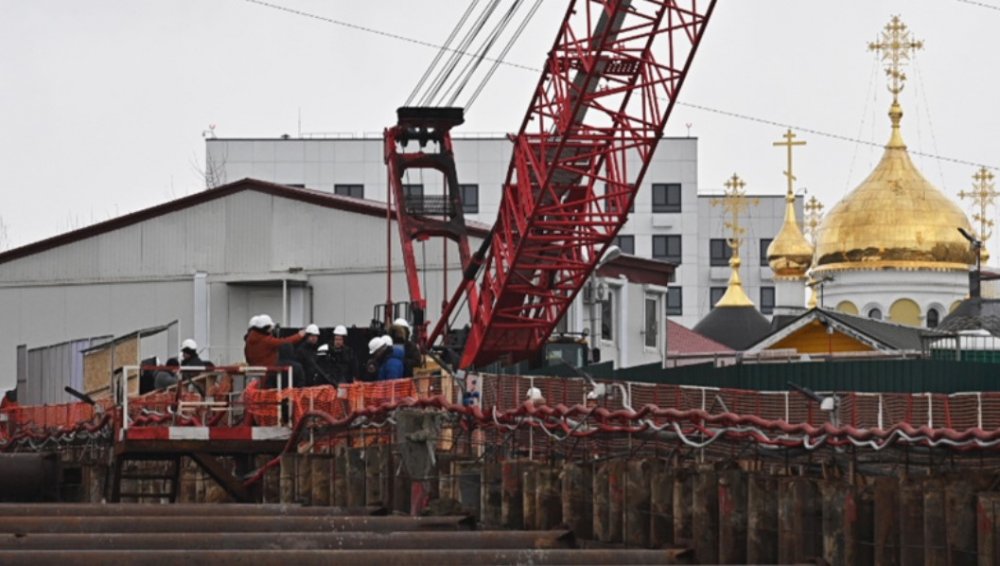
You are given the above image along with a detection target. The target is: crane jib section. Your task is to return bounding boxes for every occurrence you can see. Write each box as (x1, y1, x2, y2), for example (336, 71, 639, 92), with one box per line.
(458, 0, 717, 368)
(384, 107, 476, 346)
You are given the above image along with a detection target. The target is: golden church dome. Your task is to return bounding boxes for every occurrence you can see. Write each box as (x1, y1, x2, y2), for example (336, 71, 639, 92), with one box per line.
(767, 194, 813, 278)
(813, 101, 976, 273)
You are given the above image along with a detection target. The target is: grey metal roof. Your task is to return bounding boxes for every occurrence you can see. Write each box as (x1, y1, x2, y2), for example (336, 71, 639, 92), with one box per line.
(937, 298, 1000, 337)
(692, 305, 772, 351)
(819, 310, 943, 351)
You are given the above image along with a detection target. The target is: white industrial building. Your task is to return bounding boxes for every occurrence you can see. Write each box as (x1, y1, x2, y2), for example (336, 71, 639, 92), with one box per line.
(0, 178, 672, 400)
(206, 136, 799, 329)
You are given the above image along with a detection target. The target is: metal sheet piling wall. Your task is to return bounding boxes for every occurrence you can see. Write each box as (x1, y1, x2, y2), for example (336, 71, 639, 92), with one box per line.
(35, 441, 1000, 563)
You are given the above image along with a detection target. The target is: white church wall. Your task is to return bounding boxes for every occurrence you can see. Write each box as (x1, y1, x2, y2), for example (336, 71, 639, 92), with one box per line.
(817, 269, 966, 326)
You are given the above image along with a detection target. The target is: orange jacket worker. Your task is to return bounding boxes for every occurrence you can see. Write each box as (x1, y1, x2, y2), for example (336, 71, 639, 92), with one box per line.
(244, 314, 306, 367)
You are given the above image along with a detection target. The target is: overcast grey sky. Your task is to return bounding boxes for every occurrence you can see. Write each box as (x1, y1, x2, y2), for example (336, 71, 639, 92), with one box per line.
(3, 1, 999, 258)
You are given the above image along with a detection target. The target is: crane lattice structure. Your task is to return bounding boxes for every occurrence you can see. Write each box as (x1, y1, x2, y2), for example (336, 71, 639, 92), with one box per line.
(427, 0, 718, 367)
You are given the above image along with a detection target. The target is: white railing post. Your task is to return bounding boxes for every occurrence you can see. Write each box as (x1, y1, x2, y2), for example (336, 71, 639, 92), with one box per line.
(877, 394, 884, 430)
(926, 392, 934, 428)
(978, 392, 984, 430)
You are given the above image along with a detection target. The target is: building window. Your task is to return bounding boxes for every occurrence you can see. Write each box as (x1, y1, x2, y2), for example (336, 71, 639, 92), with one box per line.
(334, 184, 364, 199)
(666, 287, 682, 316)
(710, 287, 726, 309)
(760, 238, 773, 266)
(710, 239, 733, 267)
(760, 286, 776, 315)
(644, 296, 660, 348)
(652, 235, 682, 264)
(868, 308, 882, 320)
(927, 308, 940, 328)
(652, 183, 682, 213)
(459, 184, 479, 214)
(612, 235, 634, 255)
(600, 294, 614, 341)
(605, 183, 634, 213)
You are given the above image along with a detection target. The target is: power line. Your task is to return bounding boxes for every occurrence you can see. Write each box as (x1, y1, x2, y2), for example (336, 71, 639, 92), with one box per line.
(956, 0, 1000, 11)
(241, 0, 537, 72)
(243, 0, 998, 171)
(676, 102, 996, 170)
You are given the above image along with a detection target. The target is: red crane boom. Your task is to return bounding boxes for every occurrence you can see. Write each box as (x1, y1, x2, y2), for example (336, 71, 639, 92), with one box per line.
(388, 0, 716, 369)
(447, 0, 717, 368)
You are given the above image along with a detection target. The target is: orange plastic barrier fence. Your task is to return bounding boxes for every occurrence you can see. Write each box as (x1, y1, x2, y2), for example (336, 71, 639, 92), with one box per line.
(347, 379, 417, 411)
(243, 379, 419, 426)
(3, 401, 98, 430)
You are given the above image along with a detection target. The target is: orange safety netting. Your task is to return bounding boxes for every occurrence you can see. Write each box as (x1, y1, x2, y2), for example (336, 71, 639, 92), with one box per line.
(2, 400, 108, 431)
(347, 379, 417, 411)
(243, 379, 419, 426)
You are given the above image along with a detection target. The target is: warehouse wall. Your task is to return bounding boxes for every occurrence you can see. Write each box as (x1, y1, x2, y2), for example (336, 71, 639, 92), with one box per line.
(0, 184, 480, 386)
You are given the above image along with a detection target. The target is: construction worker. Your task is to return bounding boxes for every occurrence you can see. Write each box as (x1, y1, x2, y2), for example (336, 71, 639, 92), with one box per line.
(389, 318, 422, 378)
(363, 335, 391, 382)
(154, 358, 181, 390)
(179, 338, 213, 377)
(328, 325, 358, 384)
(295, 324, 331, 386)
(316, 343, 333, 383)
(378, 335, 405, 381)
(244, 314, 306, 388)
(277, 344, 306, 388)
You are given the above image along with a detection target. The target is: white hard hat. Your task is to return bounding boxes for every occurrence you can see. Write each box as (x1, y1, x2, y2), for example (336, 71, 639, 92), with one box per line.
(333, 325, 348, 336)
(257, 314, 274, 328)
(393, 318, 411, 330)
(368, 336, 384, 355)
(317, 344, 330, 353)
(305, 324, 320, 336)
(526, 387, 544, 402)
(249, 315, 261, 328)
(380, 335, 394, 347)
(180, 338, 198, 352)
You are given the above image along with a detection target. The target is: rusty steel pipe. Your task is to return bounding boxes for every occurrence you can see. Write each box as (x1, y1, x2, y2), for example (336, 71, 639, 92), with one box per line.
(0, 530, 575, 551)
(0, 515, 475, 534)
(0, 549, 693, 565)
(0, 504, 386, 517)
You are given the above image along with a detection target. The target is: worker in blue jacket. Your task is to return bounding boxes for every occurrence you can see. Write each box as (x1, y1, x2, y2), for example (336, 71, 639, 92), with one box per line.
(378, 340, 406, 381)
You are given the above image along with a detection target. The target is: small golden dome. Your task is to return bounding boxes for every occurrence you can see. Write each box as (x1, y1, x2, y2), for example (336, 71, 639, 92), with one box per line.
(767, 195, 814, 279)
(814, 101, 976, 272)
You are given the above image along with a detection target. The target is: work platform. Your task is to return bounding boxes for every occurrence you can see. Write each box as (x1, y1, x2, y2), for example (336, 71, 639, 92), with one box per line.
(111, 426, 291, 504)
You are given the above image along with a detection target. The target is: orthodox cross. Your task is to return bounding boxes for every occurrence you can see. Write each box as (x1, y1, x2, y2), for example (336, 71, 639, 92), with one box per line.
(804, 196, 824, 244)
(868, 16, 923, 99)
(959, 167, 998, 243)
(773, 129, 806, 199)
(712, 173, 759, 260)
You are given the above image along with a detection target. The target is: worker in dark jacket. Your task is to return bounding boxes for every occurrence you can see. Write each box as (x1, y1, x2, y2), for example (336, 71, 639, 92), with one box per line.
(363, 336, 392, 382)
(295, 324, 331, 386)
(390, 318, 422, 378)
(276, 343, 306, 388)
(179, 338, 213, 379)
(316, 344, 334, 382)
(328, 325, 358, 384)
